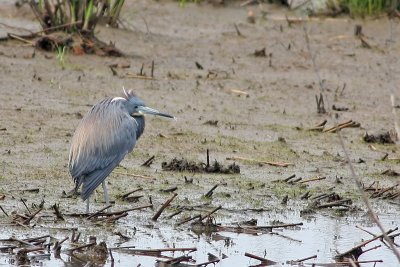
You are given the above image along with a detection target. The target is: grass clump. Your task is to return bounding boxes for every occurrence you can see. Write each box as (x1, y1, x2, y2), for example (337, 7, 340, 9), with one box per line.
(56, 45, 67, 69)
(178, 0, 200, 7)
(29, 0, 126, 56)
(30, 0, 125, 32)
(341, 0, 399, 16)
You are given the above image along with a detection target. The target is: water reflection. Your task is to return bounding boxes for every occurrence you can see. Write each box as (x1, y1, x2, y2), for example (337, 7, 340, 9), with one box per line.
(106, 211, 399, 266)
(0, 208, 398, 266)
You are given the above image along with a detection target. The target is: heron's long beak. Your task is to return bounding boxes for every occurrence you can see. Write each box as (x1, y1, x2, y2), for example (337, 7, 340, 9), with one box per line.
(137, 106, 175, 119)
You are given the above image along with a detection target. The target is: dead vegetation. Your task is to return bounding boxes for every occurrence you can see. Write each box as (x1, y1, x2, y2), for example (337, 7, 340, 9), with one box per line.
(161, 150, 240, 174)
(363, 131, 398, 144)
(3, 0, 126, 56)
(161, 157, 240, 174)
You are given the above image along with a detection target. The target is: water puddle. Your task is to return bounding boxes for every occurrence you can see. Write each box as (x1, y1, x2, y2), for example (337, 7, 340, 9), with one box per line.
(1, 206, 398, 266)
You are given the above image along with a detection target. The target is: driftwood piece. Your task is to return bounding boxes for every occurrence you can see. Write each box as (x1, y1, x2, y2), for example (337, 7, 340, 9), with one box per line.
(323, 120, 360, 133)
(110, 247, 196, 257)
(287, 254, 317, 264)
(86, 205, 113, 220)
(67, 242, 96, 253)
(142, 156, 155, 167)
(316, 199, 352, 209)
(152, 193, 178, 221)
(227, 156, 292, 167)
(245, 252, 277, 265)
(52, 203, 64, 220)
(200, 206, 222, 221)
(204, 184, 219, 198)
(215, 222, 303, 235)
(177, 215, 202, 226)
(336, 227, 398, 260)
(119, 188, 143, 200)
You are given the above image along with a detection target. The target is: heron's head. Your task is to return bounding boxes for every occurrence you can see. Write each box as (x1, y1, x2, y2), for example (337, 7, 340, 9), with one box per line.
(123, 88, 175, 119)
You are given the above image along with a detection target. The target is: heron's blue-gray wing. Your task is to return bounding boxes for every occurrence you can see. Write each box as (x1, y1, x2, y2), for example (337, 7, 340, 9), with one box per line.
(69, 99, 137, 200)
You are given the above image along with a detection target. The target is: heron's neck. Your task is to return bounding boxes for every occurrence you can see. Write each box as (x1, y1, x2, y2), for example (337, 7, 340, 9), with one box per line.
(133, 115, 145, 140)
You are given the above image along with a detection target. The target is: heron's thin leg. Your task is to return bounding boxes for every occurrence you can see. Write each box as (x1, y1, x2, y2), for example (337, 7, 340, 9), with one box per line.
(86, 197, 90, 213)
(102, 181, 110, 212)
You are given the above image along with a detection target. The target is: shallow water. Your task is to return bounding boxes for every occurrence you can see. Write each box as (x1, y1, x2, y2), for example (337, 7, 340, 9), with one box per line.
(2, 208, 397, 267)
(107, 212, 398, 266)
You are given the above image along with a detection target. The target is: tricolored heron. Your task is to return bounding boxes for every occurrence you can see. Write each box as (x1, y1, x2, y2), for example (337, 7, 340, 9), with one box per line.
(68, 88, 174, 212)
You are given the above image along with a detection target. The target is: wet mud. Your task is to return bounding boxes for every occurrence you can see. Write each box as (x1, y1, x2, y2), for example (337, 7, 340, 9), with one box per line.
(0, 0, 400, 266)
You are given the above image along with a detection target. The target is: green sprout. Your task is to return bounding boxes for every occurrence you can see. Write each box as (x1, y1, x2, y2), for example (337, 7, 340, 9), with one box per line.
(56, 46, 67, 69)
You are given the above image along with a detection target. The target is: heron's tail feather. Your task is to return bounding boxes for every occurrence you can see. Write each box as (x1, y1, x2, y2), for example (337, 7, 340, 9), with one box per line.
(80, 164, 116, 201)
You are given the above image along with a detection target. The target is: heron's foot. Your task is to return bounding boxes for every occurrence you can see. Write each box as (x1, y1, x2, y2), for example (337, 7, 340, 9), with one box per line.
(62, 188, 80, 198)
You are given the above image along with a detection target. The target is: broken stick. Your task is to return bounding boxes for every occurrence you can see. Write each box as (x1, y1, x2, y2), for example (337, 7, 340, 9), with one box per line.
(226, 156, 292, 167)
(152, 193, 178, 221)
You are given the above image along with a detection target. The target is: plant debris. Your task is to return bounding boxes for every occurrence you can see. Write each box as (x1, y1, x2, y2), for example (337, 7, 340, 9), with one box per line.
(364, 182, 400, 199)
(161, 158, 240, 174)
(335, 228, 398, 262)
(203, 120, 218, 126)
(3, 1, 126, 56)
(363, 131, 397, 144)
(254, 47, 266, 57)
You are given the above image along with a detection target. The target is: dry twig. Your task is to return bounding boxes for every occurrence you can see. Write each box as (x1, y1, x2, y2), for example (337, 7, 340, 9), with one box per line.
(227, 156, 292, 167)
(152, 193, 178, 221)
